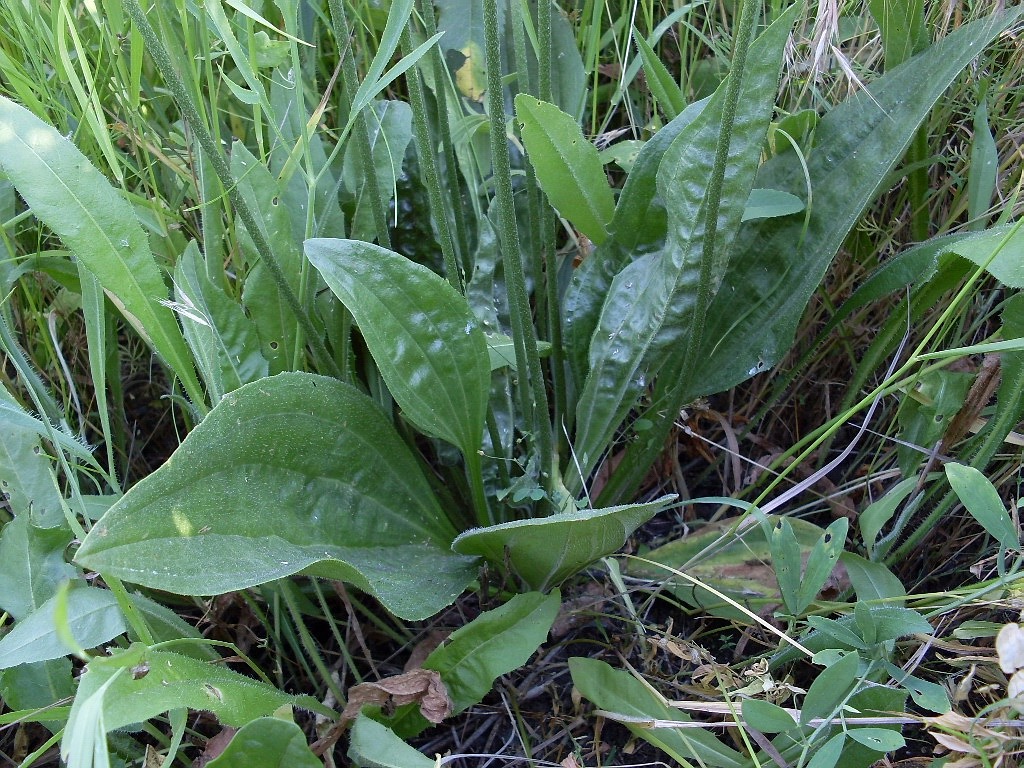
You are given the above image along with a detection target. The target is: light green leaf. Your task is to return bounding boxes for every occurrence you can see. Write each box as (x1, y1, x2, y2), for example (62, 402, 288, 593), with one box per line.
(633, 30, 685, 121)
(206, 717, 320, 767)
(569, 657, 745, 768)
(967, 97, 998, 229)
(307, 239, 489, 458)
(75, 373, 476, 621)
(945, 462, 1020, 551)
(453, 496, 674, 591)
(0, 95, 202, 404)
(847, 727, 906, 752)
(67, 644, 293, 733)
(0, 515, 76, 620)
(515, 94, 615, 244)
(348, 715, 434, 768)
(741, 188, 804, 222)
(0, 586, 126, 670)
(741, 698, 797, 733)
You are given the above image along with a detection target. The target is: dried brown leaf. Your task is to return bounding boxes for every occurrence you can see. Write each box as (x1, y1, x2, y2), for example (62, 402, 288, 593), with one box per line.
(342, 668, 452, 724)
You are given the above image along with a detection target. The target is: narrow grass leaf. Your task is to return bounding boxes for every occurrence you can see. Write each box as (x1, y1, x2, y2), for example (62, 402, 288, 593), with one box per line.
(0, 96, 203, 404)
(76, 373, 476, 621)
(860, 477, 918, 557)
(0, 586, 125, 670)
(800, 651, 859, 725)
(205, 717, 320, 767)
(967, 97, 998, 229)
(515, 94, 614, 244)
(868, 0, 925, 70)
(453, 496, 674, 591)
(945, 462, 1019, 550)
(307, 239, 489, 457)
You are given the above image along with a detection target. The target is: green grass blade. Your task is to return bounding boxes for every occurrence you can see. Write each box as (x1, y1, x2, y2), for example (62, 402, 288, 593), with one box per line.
(0, 96, 205, 409)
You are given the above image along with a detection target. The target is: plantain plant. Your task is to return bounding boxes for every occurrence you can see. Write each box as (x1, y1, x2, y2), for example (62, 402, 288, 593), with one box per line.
(1, 0, 1021, 764)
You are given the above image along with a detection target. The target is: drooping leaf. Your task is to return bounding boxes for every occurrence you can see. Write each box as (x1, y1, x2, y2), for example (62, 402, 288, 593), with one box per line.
(307, 239, 489, 458)
(206, 717, 321, 767)
(453, 496, 674, 591)
(76, 373, 476, 621)
(945, 462, 1019, 551)
(0, 585, 126, 670)
(0, 95, 202, 403)
(569, 657, 745, 768)
(516, 95, 614, 244)
(693, 6, 1024, 400)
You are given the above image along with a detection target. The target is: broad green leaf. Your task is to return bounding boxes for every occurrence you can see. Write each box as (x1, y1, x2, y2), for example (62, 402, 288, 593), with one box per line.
(0, 658, 73, 733)
(175, 241, 268, 401)
(515, 94, 614, 244)
(0, 515, 76, 620)
(795, 518, 848, 614)
(840, 553, 907, 603)
(307, 240, 489, 458)
(771, 517, 805, 614)
(800, 651, 859, 725)
(426, 591, 559, 713)
(76, 373, 477, 621)
(741, 698, 797, 734)
(806, 732, 845, 768)
(947, 225, 1024, 287)
(569, 657, 746, 768)
(693, 6, 1024, 400)
(884, 662, 950, 714)
(945, 462, 1019, 551)
(741, 188, 805, 222)
(206, 717, 320, 767)
(0, 382, 98, 468)
(805, 616, 867, 650)
(571, 7, 797, 484)
(0, 586, 126, 670)
(453, 496, 674, 591)
(847, 728, 905, 752)
(66, 644, 293, 734)
(632, 30, 685, 121)
(857, 606, 933, 643)
(0, 397, 65, 527)
(0, 96, 202, 404)
(859, 477, 918, 557)
(348, 714, 434, 768)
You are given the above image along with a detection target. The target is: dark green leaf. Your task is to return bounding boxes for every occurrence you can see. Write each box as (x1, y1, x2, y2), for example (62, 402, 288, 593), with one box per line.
(805, 616, 866, 650)
(75, 373, 476, 621)
(307, 240, 489, 458)
(795, 518, 848, 613)
(841, 553, 907, 603)
(0, 515, 75, 620)
(771, 517, 803, 614)
(868, 606, 934, 642)
(633, 31, 685, 121)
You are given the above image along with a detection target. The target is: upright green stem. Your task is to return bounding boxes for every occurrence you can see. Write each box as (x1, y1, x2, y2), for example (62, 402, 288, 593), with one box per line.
(327, 0, 392, 250)
(123, 0, 341, 380)
(483, 0, 553, 490)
